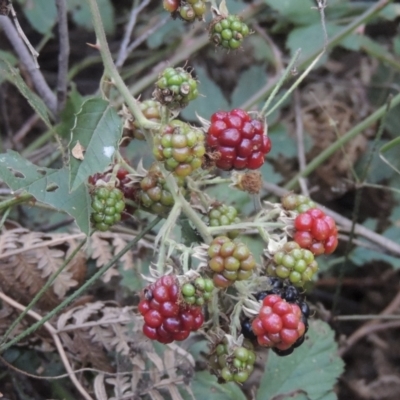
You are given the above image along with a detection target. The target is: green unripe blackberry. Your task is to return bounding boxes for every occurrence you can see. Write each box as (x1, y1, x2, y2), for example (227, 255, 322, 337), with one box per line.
(91, 187, 125, 231)
(209, 338, 256, 384)
(209, 15, 250, 50)
(209, 204, 241, 238)
(267, 241, 319, 286)
(139, 163, 185, 215)
(120, 100, 162, 144)
(153, 120, 205, 177)
(208, 236, 256, 288)
(181, 277, 214, 306)
(153, 67, 199, 109)
(281, 193, 316, 214)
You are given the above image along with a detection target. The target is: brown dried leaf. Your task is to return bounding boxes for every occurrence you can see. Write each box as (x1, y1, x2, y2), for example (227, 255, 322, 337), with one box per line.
(112, 236, 134, 271)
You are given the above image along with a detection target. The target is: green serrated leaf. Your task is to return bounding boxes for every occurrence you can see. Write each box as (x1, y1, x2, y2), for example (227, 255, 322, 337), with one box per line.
(16, 0, 57, 34)
(67, 0, 115, 35)
(231, 65, 268, 108)
(360, 36, 400, 70)
(265, 0, 319, 26)
(268, 123, 313, 160)
(0, 58, 53, 127)
(181, 65, 229, 121)
(58, 85, 86, 138)
(257, 320, 344, 400)
(355, 140, 395, 183)
(350, 245, 400, 269)
(261, 161, 282, 185)
(286, 22, 360, 63)
(180, 371, 247, 400)
(146, 18, 185, 49)
(68, 98, 122, 192)
(0, 151, 91, 235)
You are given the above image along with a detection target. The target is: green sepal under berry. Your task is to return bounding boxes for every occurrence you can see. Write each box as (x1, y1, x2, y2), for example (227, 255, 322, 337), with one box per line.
(267, 241, 319, 286)
(153, 119, 205, 178)
(209, 337, 256, 384)
(153, 67, 199, 109)
(281, 193, 316, 214)
(209, 15, 250, 50)
(91, 186, 125, 231)
(208, 236, 256, 288)
(209, 203, 241, 239)
(181, 276, 214, 306)
(139, 163, 185, 216)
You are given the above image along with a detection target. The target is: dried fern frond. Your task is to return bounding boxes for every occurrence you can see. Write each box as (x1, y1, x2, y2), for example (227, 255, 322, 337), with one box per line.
(57, 301, 197, 400)
(0, 228, 86, 308)
(87, 231, 153, 283)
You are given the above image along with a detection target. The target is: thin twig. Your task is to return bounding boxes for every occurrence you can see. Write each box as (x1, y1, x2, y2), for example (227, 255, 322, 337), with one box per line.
(0, 15, 57, 116)
(0, 291, 94, 400)
(55, 0, 70, 116)
(9, 4, 39, 68)
(125, 16, 169, 55)
(115, 0, 151, 68)
(14, 113, 40, 142)
(293, 90, 309, 196)
(339, 291, 400, 356)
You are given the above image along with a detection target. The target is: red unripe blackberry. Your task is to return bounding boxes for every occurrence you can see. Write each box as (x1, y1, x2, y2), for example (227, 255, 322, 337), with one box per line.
(250, 294, 305, 349)
(139, 276, 205, 344)
(206, 109, 271, 171)
(293, 208, 338, 255)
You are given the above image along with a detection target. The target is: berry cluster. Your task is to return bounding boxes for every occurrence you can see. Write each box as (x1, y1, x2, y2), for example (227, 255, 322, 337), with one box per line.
(153, 67, 198, 109)
(153, 120, 205, 177)
(267, 241, 319, 286)
(294, 208, 338, 255)
(209, 15, 250, 50)
(281, 193, 316, 214)
(139, 275, 204, 344)
(208, 236, 256, 288)
(209, 204, 241, 238)
(163, 0, 206, 21)
(91, 187, 125, 231)
(139, 163, 183, 215)
(209, 339, 256, 383)
(241, 280, 309, 356)
(251, 294, 305, 351)
(122, 99, 162, 141)
(181, 277, 214, 306)
(206, 109, 271, 171)
(89, 168, 138, 218)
